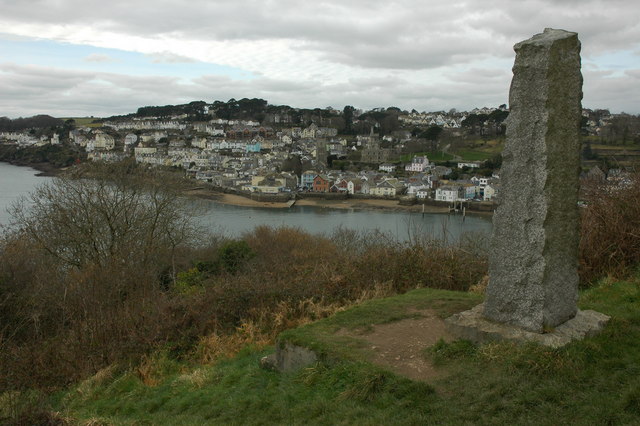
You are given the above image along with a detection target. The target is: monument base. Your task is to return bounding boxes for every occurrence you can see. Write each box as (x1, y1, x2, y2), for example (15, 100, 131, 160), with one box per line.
(445, 304, 610, 348)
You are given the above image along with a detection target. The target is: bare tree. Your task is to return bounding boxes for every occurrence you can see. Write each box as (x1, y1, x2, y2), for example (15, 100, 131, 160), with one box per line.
(7, 162, 199, 276)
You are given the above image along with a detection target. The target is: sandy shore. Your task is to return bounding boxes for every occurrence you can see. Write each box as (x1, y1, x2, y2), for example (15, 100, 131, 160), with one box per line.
(183, 189, 290, 209)
(295, 197, 450, 213)
(184, 188, 452, 213)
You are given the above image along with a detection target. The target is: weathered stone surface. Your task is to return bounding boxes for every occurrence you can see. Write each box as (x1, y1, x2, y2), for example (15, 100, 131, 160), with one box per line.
(259, 353, 278, 371)
(259, 342, 318, 372)
(445, 304, 610, 348)
(484, 28, 583, 332)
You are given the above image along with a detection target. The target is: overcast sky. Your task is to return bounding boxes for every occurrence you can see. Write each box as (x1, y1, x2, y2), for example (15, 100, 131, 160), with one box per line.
(0, 0, 638, 118)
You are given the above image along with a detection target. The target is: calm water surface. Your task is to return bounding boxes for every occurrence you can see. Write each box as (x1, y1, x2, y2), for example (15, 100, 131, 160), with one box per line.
(0, 162, 52, 226)
(0, 162, 492, 241)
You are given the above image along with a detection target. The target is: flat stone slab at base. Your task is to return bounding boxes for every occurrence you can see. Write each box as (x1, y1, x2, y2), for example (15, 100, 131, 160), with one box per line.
(445, 304, 610, 348)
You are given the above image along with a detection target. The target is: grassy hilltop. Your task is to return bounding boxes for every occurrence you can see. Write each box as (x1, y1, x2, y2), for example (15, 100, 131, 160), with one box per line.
(34, 279, 640, 425)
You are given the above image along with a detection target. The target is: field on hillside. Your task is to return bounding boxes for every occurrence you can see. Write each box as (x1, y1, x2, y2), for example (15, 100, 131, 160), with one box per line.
(450, 138, 503, 162)
(587, 143, 640, 168)
(61, 117, 103, 128)
(445, 136, 640, 169)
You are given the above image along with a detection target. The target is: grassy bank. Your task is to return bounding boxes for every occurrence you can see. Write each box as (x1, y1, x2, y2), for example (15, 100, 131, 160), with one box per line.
(22, 277, 639, 424)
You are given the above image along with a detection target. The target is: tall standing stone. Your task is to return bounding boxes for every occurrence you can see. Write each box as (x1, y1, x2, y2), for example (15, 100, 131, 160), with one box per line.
(483, 28, 583, 333)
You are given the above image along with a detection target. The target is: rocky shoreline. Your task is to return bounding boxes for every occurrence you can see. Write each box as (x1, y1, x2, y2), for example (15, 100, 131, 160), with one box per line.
(1, 160, 64, 177)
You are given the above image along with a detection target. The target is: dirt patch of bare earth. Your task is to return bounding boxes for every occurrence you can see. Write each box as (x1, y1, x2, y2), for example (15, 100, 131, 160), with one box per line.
(337, 309, 451, 382)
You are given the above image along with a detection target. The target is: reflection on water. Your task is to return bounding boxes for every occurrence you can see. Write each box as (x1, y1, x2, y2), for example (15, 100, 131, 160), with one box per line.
(191, 198, 492, 242)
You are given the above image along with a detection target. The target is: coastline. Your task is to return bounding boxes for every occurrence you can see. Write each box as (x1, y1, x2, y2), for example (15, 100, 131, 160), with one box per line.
(183, 188, 483, 215)
(1, 160, 64, 177)
(1, 161, 492, 215)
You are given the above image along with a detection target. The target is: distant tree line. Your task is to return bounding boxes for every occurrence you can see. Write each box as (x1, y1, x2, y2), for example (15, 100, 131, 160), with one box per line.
(136, 101, 209, 121)
(598, 114, 640, 145)
(133, 99, 411, 135)
(212, 98, 268, 121)
(0, 115, 63, 132)
(0, 144, 83, 168)
(461, 109, 509, 137)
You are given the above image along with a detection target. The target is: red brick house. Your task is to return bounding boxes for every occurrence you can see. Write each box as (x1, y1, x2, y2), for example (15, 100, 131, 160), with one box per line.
(313, 175, 331, 192)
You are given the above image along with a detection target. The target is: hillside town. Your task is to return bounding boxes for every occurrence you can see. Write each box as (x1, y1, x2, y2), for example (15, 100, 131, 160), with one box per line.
(0, 100, 636, 206)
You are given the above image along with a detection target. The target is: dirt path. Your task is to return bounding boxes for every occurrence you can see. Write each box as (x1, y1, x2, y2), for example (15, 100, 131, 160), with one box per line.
(337, 309, 451, 382)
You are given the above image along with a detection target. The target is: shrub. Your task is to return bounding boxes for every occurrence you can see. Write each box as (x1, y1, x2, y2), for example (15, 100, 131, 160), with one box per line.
(175, 267, 207, 295)
(217, 240, 255, 274)
(580, 172, 640, 284)
(0, 218, 487, 393)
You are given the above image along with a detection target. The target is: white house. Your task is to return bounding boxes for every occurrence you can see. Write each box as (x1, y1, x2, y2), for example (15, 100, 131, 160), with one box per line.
(379, 163, 396, 173)
(134, 146, 157, 160)
(93, 131, 115, 150)
(301, 123, 318, 139)
(435, 185, 463, 202)
(457, 161, 482, 169)
(369, 179, 404, 197)
(405, 156, 429, 173)
(347, 178, 363, 195)
(406, 184, 430, 196)
(124, 133, 138, 146)
(484, 184, 498, 201)
(191, 137, 207, 149)
(360, 181, 371, 195)
(416, 188, 430, 199)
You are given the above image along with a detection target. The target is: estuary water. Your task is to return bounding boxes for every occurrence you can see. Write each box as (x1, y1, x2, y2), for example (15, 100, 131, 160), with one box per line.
(0, 162, 492, 241)
(0, 162, 53, 227)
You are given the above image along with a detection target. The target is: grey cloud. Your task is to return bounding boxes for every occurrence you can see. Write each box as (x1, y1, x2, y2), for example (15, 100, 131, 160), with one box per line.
(2, 0, 638, 70)
(466, 0, 640, 57)
(582, 69, 640, 112)
(251, 78, 317, 93)
(0, 59, 638, 119)
(0, 63, 92, 91)
(625, 69, 640, 79)
(0, 63, 184, 117)
(347, 76, 405, 89)
(582, 67, 616, 79)
(304, 36, 492, 70)
(0, 62, 470, 117)
(440, 67, 512, 85)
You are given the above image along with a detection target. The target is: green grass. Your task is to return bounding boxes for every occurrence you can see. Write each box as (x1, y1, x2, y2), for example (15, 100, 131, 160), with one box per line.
(63, 117, 103, 128)
(453, 150, 495, 162)
(399, 151, 454, 163)
(45, 280, 640, 424)
(49, 346, 438, 424)
(279, 288, 480, 360)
